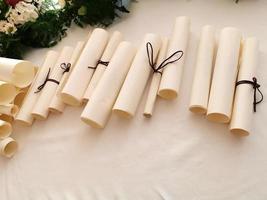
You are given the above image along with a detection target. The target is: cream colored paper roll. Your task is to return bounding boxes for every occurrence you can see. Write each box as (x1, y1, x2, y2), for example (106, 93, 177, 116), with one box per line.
(0, 104, 18, 116)
(48, 46, 80, 113)
(83, 31, 123, 101)
(32, 47, 74, 120)
(113, 33, 162, 118)
(81, 42, 136, 128)
(0, 137, 18, 158)
(158, 16, 190, 99)
(230, 38, 259, 136)
(15, 50, 59, 125)
(207, 27, 242, 123)
(61, 28, 109, 106)
(56, 41, 85, 95)
(0, 119, 12, 139)
(189, 25, 216, 114)
(0, 57, 35, 88)
(143, 37, 169, 118)
(13, 87, 29, 108)
(0, 81, 17, 105)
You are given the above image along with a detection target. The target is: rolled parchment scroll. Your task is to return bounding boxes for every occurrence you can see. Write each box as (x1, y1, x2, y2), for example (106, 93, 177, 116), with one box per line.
(0, 57, 35, 88)
(0, 137, 18, 158)
(113, 33, 162, 118)
(143, 37, 169, 117)
(207, 27, 242, 123)
(56, 41, 85, 95)
(61, 28, 109, 106)
(158, 16, 190, 99)
(189, 25, 216, 114)
(83, 31, 123, 101)
(32, 46, 74, 120)
(15, 50, 59, 126)
(230, 37, 259, 136)
(81, 42, 136, 128)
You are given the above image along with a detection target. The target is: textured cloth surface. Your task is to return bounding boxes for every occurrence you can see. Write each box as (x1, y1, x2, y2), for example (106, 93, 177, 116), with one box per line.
(1, 0, 267, 199)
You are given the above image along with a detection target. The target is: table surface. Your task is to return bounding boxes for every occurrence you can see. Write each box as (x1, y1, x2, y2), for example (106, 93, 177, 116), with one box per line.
(1, 0, 267, 199)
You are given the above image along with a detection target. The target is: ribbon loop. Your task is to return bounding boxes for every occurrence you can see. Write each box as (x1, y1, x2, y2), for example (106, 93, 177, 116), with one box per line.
(60, 63, 71, 74)
(236, 77, 263, 112)
(146, 42, 183, 75)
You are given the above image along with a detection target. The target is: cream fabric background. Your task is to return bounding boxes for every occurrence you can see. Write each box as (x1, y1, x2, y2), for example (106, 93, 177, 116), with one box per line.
(1, 0, 267, 199)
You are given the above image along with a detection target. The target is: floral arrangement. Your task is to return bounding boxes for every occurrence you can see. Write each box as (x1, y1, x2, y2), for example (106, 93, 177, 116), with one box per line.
(0, 0, 130, 58)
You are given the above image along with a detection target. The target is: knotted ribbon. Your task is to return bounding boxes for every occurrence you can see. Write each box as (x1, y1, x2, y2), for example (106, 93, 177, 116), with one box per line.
(146, 42, 184, 75)
(60, 62, 71, 74)
(35, 63, 71, 93)
(35, 68, 59, 93)
(236, 77, 263, 112)
(88, 60, 109, 69)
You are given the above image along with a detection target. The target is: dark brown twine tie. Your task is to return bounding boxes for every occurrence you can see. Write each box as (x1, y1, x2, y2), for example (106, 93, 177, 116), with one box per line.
(146, 42, 184, 75)
(236, 77, 263, 112)
(35, 68, 59, 93)
(88, 60, 109, 69)
(61, 62, 71, 74)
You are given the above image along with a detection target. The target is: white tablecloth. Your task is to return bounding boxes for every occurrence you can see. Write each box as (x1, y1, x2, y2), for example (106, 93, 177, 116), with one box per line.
(1, 0, 267, 199)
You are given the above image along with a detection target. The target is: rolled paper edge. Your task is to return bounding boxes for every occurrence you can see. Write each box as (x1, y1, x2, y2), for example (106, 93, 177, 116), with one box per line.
(31, 112, 48, 120)
(11, 105, 19, 116)
(13, 61, 36, 88)
(0, 114, 14, 124)
(0, 120, 12, 139)
(206, 112, 230, 123)
(189, 105, 207, 115)
(14, 92, 27, 107)
(0, 82, 17, 105)
(61, 92, 82, 107)
(81, 116, 104, 129)
(230, 128, 250, 137)
(15, 118, 33, 126)
(112, 108, 133, 119)
(143, 112, 152, 118)
(0, 104, 19, 116)
(158, 89, 177, 100)
(49, 107, 64, 114)
(0, 137, 18, 158)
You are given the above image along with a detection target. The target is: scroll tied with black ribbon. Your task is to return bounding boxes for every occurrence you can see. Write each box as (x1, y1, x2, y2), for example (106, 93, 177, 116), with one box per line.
(230, 37, 262, 136)
(83, 31, 123, 101)
(32, 46, 74, 119)
(144, 39, 184, 117)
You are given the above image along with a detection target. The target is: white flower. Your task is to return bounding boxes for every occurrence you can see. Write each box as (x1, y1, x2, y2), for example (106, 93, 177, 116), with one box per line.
(7, 1, 40, 25)
(1, 0, 44, 34)
(0, 20, 17, 34)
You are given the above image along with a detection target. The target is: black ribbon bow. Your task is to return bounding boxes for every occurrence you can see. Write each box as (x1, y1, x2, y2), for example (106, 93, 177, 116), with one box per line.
(35, 68, 60, 93)
(146, 42, 184, 75)
(60, 63, 71, 74)
(236, 77, 263, 112)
